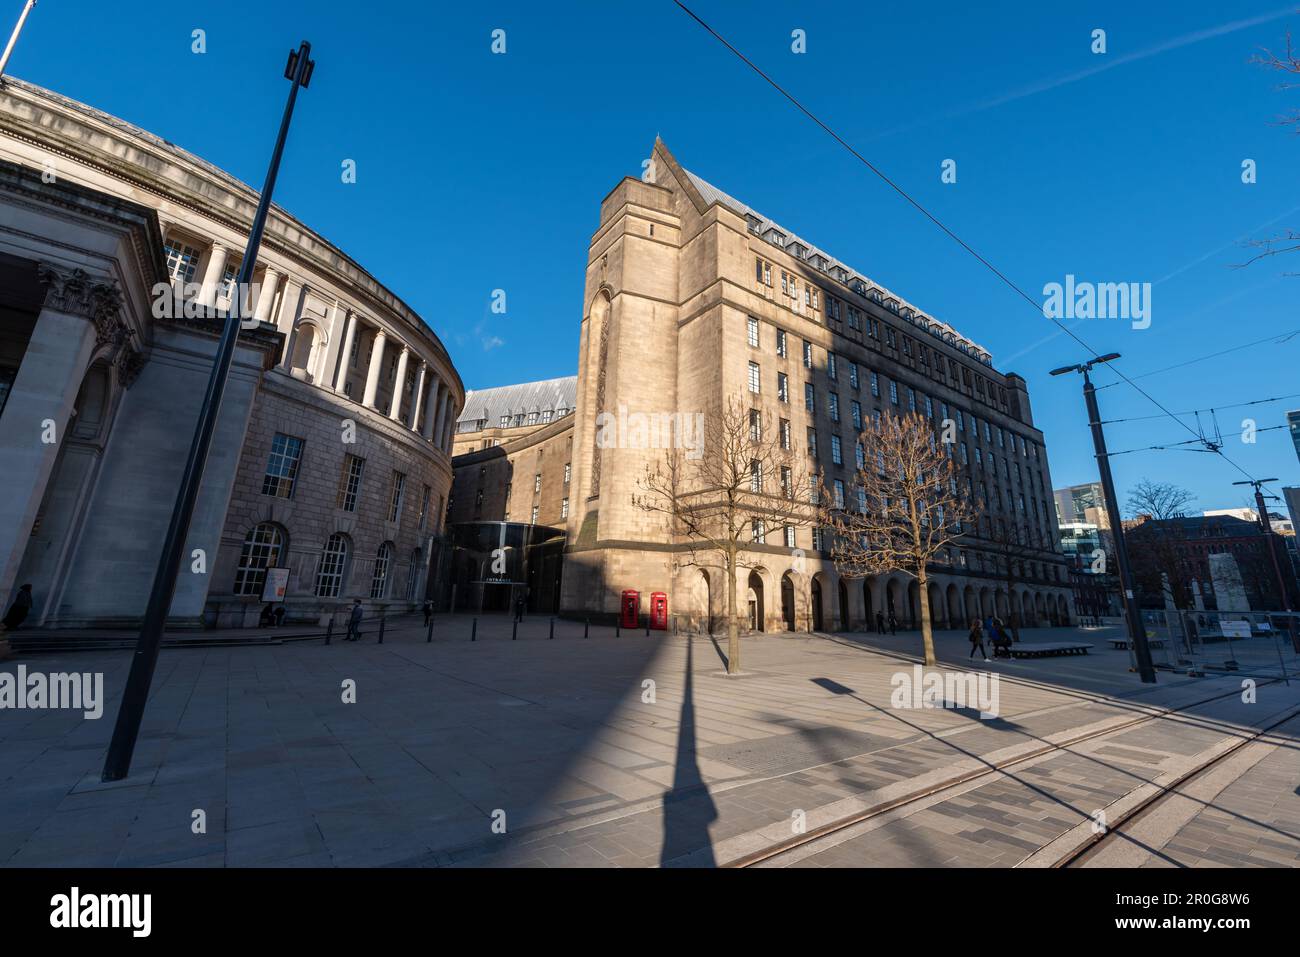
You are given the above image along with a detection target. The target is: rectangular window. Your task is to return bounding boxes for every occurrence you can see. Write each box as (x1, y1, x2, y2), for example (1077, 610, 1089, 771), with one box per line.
(855, 441, 865, 469)
(827, 353, 838, 380)
(751, 519, 766, 543)
(561, 497, 569, 519)
(534, 473, 542, 493)
(851, 400, 862, 430)
(337, 455, 365, 512)
(388, 470, 406, 523)
(925, 395, 934, 418)
(807, 427, 818, 459)
(828, 392, 840, 423)
(418, 483, 432, 530)
(889, 381, 898, 405)
(812, 527, 824, 551)
(833, 479, 845, 508)
(750, 460, 762, 493)
(870, 372, 880, 398)
(564, 462, 571, 484)
(849, 363, 859, 390)
(749, 361, 761, 394)
(747, 316, 759, 348)
(805, 382, 815, 411)
(803, 340, 813, 369)
(831, 435, 843, 466)
(781, 465, 792, 498)
(756, 257, 772, 285)
(776, 329, 787, 357)
(749, 408, 762, 442)
(531, 505, 539, 524)
(907, 388, 916, 412)
(163, 240, 201, 284)
(261, 433, 304, 499)
(777, 372, 789, 403)
(780, 418, 791, 450)
(784, 525, 796, 548)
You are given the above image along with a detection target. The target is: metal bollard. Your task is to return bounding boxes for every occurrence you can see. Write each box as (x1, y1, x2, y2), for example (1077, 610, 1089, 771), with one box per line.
(584, 618, 589, 638)
(471, 618, 477, 642)
(426, 618, 433, 643)
(325, 617, 333, 645)
(512, 620, 518, 641)
(549, 617, 554, 639)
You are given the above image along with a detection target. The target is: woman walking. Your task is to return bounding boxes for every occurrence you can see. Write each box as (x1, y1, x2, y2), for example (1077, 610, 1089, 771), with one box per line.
(968, 618, 989, 661)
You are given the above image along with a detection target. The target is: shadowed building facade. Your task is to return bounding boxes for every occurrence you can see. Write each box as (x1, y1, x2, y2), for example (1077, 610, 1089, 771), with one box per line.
(0, 79, 463, 633)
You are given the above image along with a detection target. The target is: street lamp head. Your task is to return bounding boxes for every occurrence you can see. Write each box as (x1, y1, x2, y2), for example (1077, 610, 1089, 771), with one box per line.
(1094, 352, 1121, 365)
(1048, 364, 1078, 377)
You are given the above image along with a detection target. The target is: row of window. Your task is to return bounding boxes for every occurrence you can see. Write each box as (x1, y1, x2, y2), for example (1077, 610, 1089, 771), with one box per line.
(261, 433, 438, 531)
(233, 524, 425, 600)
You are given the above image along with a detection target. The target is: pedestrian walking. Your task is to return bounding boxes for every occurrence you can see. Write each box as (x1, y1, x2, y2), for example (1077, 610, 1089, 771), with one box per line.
(875, 611, 885, 635)
(968, 618, 989, 660)
(514, 594, 525, 623)
(346, 599, 364, 641)
(1, 583, 33, 631)
(888, 612, 898, 635)
(422, 600, 432, 627)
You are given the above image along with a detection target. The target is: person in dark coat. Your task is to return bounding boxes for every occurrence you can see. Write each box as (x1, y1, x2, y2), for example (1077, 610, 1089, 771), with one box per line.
(2, 584, 32, 631)
(888, 612, 898, 635)
(875, 611, 885, 635)
(422, 600, 433, 626)
(346, 599, 364, 641)
(968, 618, 989, 661)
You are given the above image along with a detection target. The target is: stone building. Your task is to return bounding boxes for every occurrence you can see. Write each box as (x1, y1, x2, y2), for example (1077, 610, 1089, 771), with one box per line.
(454, 139, 1073, 632)
(0, 79, 463, 632)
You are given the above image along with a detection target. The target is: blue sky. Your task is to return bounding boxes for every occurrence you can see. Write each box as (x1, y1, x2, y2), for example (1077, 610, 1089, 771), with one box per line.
(8, 1, 1300, 512)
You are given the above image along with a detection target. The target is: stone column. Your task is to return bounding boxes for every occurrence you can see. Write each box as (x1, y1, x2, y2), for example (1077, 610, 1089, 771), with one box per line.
(421, 374, 441, 440)
(0, 266, 116, 611)
(362, 329, 387, 409)
(410, 361, 428, 431)
(442, 400, 457, 452)
(432, 384, 448, 445)
(334, 311, 357, 392)
(388, 345, 410, 420)
(275, 277, 301, 369)
(252, 266, 280, 324)
(197, 243, 229, 307)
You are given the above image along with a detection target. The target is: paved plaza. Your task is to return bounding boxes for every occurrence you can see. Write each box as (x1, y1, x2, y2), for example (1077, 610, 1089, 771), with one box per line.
(1, 616, 1297, 868)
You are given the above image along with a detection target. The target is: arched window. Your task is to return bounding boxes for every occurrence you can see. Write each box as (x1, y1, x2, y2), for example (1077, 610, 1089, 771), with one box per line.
(405, 548, 422, 600)
(234, 523, 285, 596)
(370, 541, 393, 599)
(314, 533, 350, 598)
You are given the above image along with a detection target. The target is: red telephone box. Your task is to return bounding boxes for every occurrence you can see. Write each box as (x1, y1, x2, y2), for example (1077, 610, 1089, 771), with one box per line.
(620, 590, 640, 629)
(649, 592, 668, 631)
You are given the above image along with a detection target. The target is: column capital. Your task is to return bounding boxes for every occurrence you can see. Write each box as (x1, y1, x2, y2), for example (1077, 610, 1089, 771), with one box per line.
(37, 263, 124, 341)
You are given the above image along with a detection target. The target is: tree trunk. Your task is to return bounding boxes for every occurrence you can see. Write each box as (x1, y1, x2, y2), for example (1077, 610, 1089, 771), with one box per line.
(918, 569, 936, 666)
(726, 545, 740, 674)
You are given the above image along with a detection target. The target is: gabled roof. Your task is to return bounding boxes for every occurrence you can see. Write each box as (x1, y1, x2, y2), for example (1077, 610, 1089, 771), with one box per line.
(457, 375, 578, 428)
(651, 138, 992, 363)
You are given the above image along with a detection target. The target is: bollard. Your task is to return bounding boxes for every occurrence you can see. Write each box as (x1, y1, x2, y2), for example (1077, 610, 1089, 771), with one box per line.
(378, 614, 385, 644)
(549, 617, 554, 639)
(646, 618, 650, 637)
(512, 620, 518, 641)
(584, 618, 589, 639)
(472, 618, 477, 642)
(426, 618, 433, 643)
(616, 621, 620, 638)
(325, 617, 333, 645)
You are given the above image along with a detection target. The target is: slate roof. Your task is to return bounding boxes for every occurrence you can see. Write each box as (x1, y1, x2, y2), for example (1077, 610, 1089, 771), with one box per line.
(456, 375, 578, 432)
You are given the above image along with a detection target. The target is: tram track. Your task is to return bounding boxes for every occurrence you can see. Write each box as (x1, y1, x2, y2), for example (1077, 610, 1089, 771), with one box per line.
(726, 680, 1288, 868)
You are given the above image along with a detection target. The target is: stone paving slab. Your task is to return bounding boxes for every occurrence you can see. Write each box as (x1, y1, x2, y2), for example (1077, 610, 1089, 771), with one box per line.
(1, 618, 1293, 868)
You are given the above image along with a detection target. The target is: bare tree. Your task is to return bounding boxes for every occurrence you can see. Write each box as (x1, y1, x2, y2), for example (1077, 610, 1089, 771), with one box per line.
(1125, 478, 1196, 521)
(634, 397, 813, 675)
(818, 412, 974, 666)
(1237, 32, 1300, 272)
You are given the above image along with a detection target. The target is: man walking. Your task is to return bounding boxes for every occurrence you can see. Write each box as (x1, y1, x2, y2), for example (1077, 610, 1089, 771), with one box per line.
(346, 599, 364, 642)
(875, 611, 885, 635)
(422, 600, 433, 627)
(888, 612, 898, 635)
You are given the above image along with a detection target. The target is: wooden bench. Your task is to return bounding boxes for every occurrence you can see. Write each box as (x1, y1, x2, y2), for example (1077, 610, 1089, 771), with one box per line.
(1008, 641, 1094, 659)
